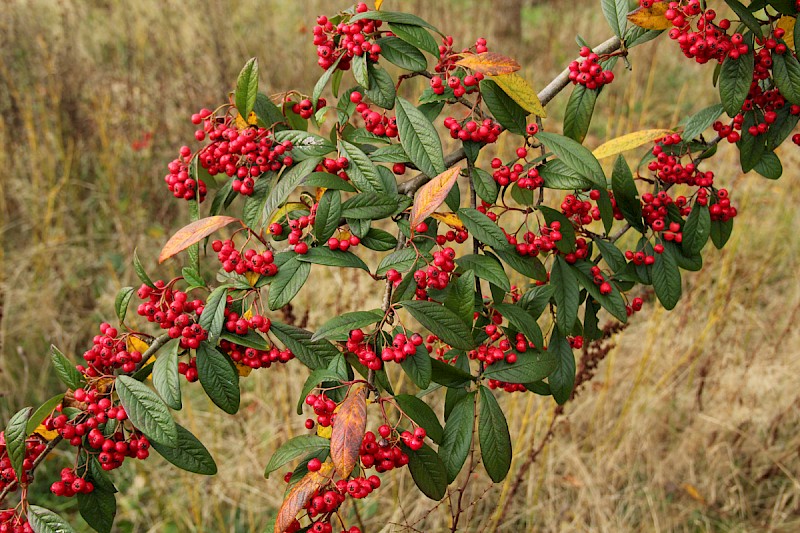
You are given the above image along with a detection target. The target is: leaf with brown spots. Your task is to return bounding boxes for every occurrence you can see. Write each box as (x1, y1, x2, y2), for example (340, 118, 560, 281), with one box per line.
(627, 3, 671, 30)
(330, 385, 368, 479)
(455, 52, 520, 76)
(410, 166, 461, 230)
(159, 216, 239, 263)
(274, 462, 333, 533)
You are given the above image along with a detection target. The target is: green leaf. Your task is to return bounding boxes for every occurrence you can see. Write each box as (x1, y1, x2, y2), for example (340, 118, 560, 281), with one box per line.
(296, 366, 347, 415)
(150, 423, 217, 475)
(26, 394, 64, 436)
(394, 394, 444, 444)
(493, 249, 547, 282)
(313, 190, 342, 243)
(395, 96, 446, 177)
(682, 103, 725, 140)
(738, 109, 767, 173)
(368, 144, 410, 164)
(242, 173, 272, 229)
(596, 188, 615, 234)
(551, 256, 581, 333)
(539, 205, 576, 254)
(611, 155, 644, 231)
(268, 255, 310, 310)
(313, 57, 343, 106)
(377, 247, 419, 275)
(724, 0, 764, 37)
(771, 48, 800, 105)
(478, 386, 512, 482)
(400, 344, 433, 389)
(254, 92, 284, 128)
(235, 58, 259, 117)
(682, 203, 711, 255)
(296, 247, 370, 272)
(350, 10, 441, 32)
(196, 343, 240, 415)
(270, 320, 339, 370)
(547, 327, 575, 405)
(340, 140, 388, 192)
(456, 254, 510, 292)
(406, 442, 448, 500)
(765, 104, 800, 151)
(719, 37, 754, 116)
(220, 330, 270, 351)
(273, 131, 335, 160)
(710, 217, 734, 249)
(198, 285, 229, 345)
(593, 238, 627, 273)
(430, 357, 474, 388)
(5, 407, 31, 483)
(563, 84, 599, 143)
(518, 285, 554, 319)
(601, 0, 628, 38)
(480, 78, 528, 135)
(444, 270, 476, 329)
(114, 286, 135, 324)
(264, 435, 330, 478)
(471, 168, 498, 204)
(361, 228, 398, 251)
(78, 487, 116, 533)
(27, 506, 77, 533)
(352, 53, 369, 89)
(133, 248, 155, 288)
(539, 159, 595, 189)
(458, 207, 513, 251)
(363, 62, 396, 109)
(304, 172, 357, 192)
(182, 267, 205, 289)
(571, 262, 628, 323)
(401, 300, 476, 351)
(50, 345, 84, 390)
(153, 339, 182, 411)
(482, 350, 557, 383)
(440, 391, 476, 483)
(312, 310, 384, 341)
(652, 240, 682, 310)
(753, 151, 783, 179)
(624, 25, 663, 48)
(536, 132, 605, 189)
(340, 191, 400, 219)
(493, 303, 544, 348)
(115, 375, 178, 446)
(263, 156, 321, 221)
(388, 22, 440, 56)
(377, 36, 427, 71)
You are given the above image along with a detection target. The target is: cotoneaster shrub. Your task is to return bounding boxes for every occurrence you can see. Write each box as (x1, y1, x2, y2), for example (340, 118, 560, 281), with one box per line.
(2, 1, 800, 531)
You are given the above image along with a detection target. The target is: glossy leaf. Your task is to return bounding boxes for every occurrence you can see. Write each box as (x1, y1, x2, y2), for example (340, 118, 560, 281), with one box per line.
(682, 103, 725, 141)
(150, 423, 217, 475)
(270, 320, 339, 370)
(611, 155, 644, 231)
(235, 58, 258, 117)
(400, 300, 475, 351)
(296, 247, 370, 272)
(337, 140, 384, 192)
(396, 96, 446, 178)
(547, 327, 576, 405)
(361, 228, 398, 251)
(394, 394, 444, 443)
(724, 0, 764, 37)
(682, 203, 711, 255)
(115, 375, 178, 446)
(78, 486, 116, 533)
(719, 38, 754, 117)
(133, 248, 155, 288)
(377, 36, 427, 71)
(538, 132, 605, 188)
(312, 310, 384, 341)
(114, 286, 135, 323)
(493, 303, 544, 348)
(196, 343, 240, 415)
(482, 350, 557, 383)
(602, 0, 629, 39)
(563, 84, 598, 143)
(480, 78, 528, 135)
(5, 407, 31, 483)
(27, 506, 76, 533)
(268, 255, 310, 310)
(456, 254, 510, 292)
(540, 159, 595, 189)
(493, 249, 547, 281)
(478, 386, 512, 482)
(264, 435, 331, 478)
(50, 345, 84, 390)
(551, 256, 580, 333)
(444, 269, 475, 329)
(152, 339, 182, 410)
(771, 48, 800, 105)
(263, 157, 322, 221)
(198, 285, 229, 345)
(363, 62, 396, 109)
(471, 167, 498, 204)
(313, 189, 342, 243)
(457, 207, 513, 251)
(401, 344, 433, 389)
(406, 442, 448, 500)
(26, 394, 64, 437)
(388, 22, 439, 56)
(652, 239, 682, 310)
(440, 391, 476, 483)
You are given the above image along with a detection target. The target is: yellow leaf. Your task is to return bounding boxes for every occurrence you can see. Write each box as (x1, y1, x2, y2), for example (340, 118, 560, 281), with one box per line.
(330, 385, 368, 479)
(627, 4, 672, 30)
(245, 271, 260, 286)
(455, 52, 521, 76)
(778, 16, 796, 52)
(317, 424, 332, 439)
(126, 336, 150, 355)
(431, 212, 464, 230)
(681, 483, 707, 505)
(410, 167, 461, 230)
(274, 462, 333, 533)
(268, 202, 309, 229)
(592, 129, 674, 160)
(489, 73, 546, 118)
(235, 112, 259, 129)
(374, 0, 384, 10)
(159, 216, 240, 263)
(235, 362, 253, 377)
(34, 424, 59, 441)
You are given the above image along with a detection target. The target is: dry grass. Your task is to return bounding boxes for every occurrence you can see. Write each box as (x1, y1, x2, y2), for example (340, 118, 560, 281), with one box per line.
(1, 1, 799, 531)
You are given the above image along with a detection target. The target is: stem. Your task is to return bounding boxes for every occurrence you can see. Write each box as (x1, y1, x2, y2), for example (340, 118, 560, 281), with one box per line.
(0, 436, 63, 502)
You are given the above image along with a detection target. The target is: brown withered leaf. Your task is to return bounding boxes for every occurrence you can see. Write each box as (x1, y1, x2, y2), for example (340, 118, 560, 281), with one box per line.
(274, 462, 333, 533)
(627, 4, 671, 30)
(158, 216, 239, 263)
(455, 52, 521, 76)
(330, 384, 368, 479)
(410, 167, 461, 230)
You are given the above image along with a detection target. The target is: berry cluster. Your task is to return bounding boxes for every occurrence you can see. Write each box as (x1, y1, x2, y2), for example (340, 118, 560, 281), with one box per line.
(178, 358, 198, 382)
(136, 282, 207, 350)
(589, 265, 613, 295)
(0, 510, 31, 533)
(312, 4, 381, 71)
(351, 93, 398, 138)
(412, 247, 457, 299)
(471, 320, 536, 393)
(568, 47, 614, 89)
(49, 468, 95, 498)
(430, 71, 483, 98)
(327, 234, 361, 252)
(699, 188, 737, 222)
(212, 239, 279, 277)
(304, 393, 337, 429)
(359, 430, 409, 472)
(380, 332, 423, 364)
(315, 156, 350, 181)
(490, 156, 543, 189)
(434, 35, 489, 77)
(164, 147, 208, 202)
(443, 116, 502, 143)
(626, 296, 645, 317)
(346, 329, 381, 370)
(664, 1, 743, 64)
(506, 221, 563, 258)
(80, 323, 144, 374)
(642, 191, 688, 239)
(0, 433, 46, 492)
(291, 98, 326, 120)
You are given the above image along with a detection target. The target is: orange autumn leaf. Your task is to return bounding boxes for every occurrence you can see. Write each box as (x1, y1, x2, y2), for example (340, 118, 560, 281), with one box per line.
(159, 216, 239, 263)
(627, 4, 671, 30)
(455, 52, 521, 76)
(330, 385, 367, 479)
(274, 462, 333, 533)
(410, 167, 461, 230)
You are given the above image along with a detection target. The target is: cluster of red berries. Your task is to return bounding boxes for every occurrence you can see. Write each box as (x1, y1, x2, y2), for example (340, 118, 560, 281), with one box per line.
(380, 332, 423, 364)
(443, 116, 502, 143)
(699, 189, 737, 222)
(80, 323, 143, 374)
(490, 156, 543, 189)
(220, 308, 292, 370)
(327, 234, 361, 252)
(649, 135, 715, 187)
(0, 433, 46, 492)
(272, 213, 317, 255)
(625, 248, 657, 266)
(315, 156, 350, 181)
(642, 191, 688, 239)
(663, 1, 743, 64)
(506, 222, 563, 258)
(412, 248, 457, 299)
(136, 282, 207, 350)
(351, 92, 398, 137)
(312, 5, 381, 71)
(212, 239, 279, 277)
(359, 430, 410, 472)
(178, 358, 198, 382)
(0, 510, 32, 533)
(472, 321, 534, 393)
(434, 35, 489, 77)
(291, 98, 326, 120)
(568, 47, 614, 89)
(304, 393, 337, 429)
(589, 265, 613, 295)
(433, 226, 469, 246)
(346, 329, 381, 370)
(49, 468, 95, 498)
(430, 71, 483, 98)
(164, 147, 208, 202)
(626, 296, 645, 317)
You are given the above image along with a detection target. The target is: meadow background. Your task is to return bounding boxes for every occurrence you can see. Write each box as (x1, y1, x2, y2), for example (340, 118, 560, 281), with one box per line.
(0, 0, 798, 531)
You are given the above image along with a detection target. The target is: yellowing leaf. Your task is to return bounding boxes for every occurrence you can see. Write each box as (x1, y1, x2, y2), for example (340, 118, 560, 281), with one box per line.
(274, 462, 333, 533)
(159, 216, 240, 263)
(126, 336, 150, 355)
(431, 212, 464, 230)
(317, 424, 332, 439)
(235, 362, 254, 377)
(330, 385, 367, 479)
(34, 424, 59, 441)
(778, 16, 796, 52)
(235, 112, 258, 129)
(627, 4, 672, 30)
(489, 72, 546, 118)
(410, 167, 461, 230)
(455, 52, 521, 76)
(681, 483, 707, 505)
(268, 202, 308, 228)
(245, 271, 260, 286)
(592, 129, 674, 159)
(374, 0, 384, 10)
